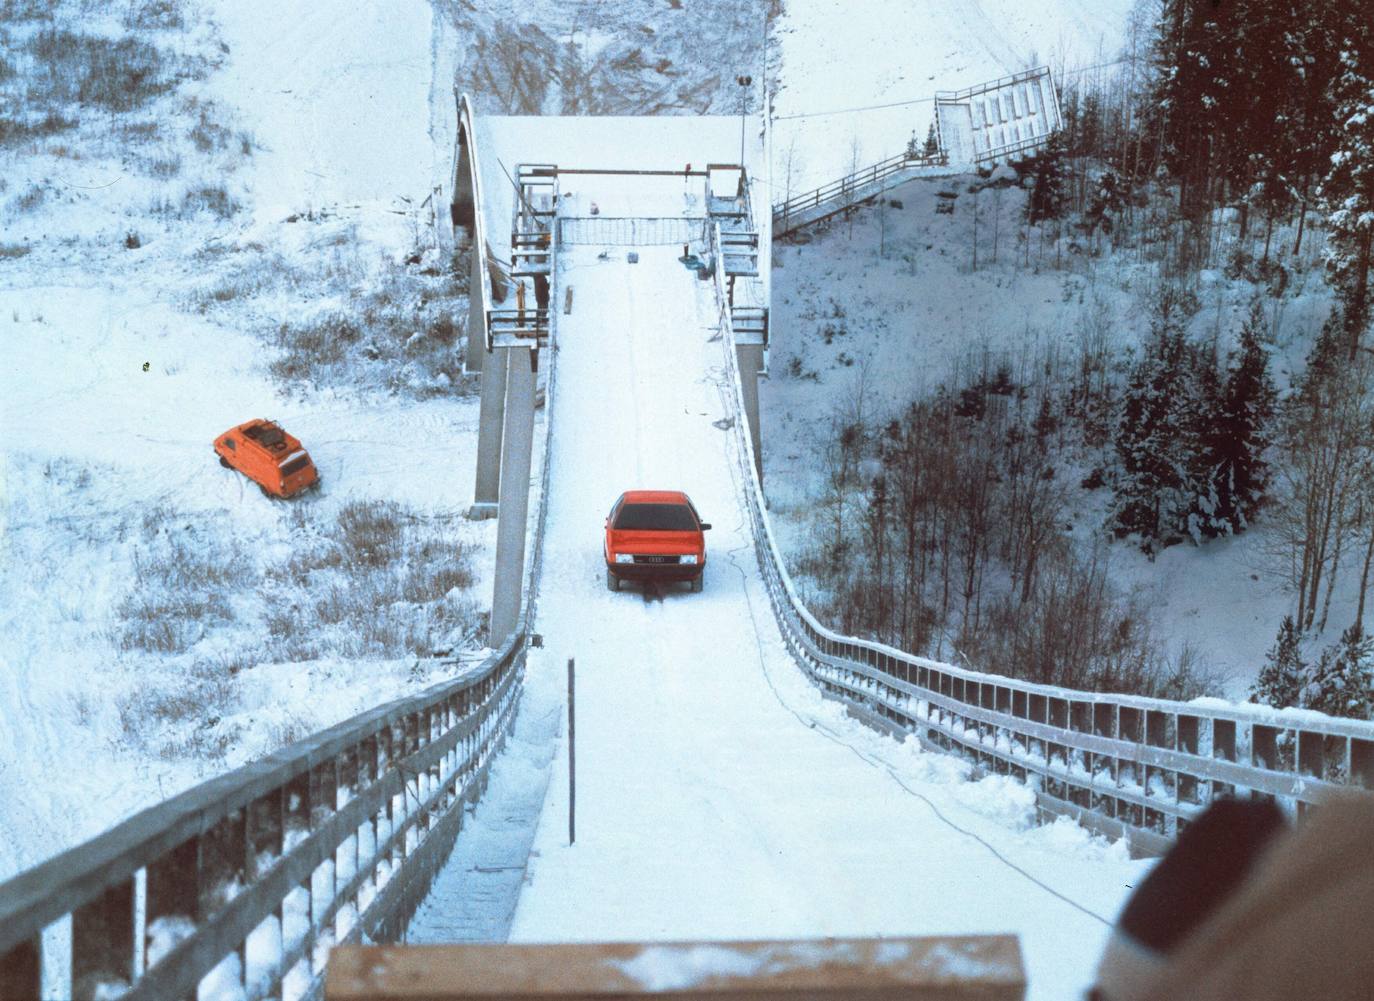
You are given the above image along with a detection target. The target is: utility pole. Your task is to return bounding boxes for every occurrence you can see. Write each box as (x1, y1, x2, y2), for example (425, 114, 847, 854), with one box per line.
(736, 74, 753, 167)
(567, 658, 576, 846)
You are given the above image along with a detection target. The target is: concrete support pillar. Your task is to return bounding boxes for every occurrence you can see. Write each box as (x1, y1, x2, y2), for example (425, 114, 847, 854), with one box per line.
(465, 245, 486, 374)
(489, 347, 537, 643)
(735, 343, 765, 482)
(469, 343, 508, 519)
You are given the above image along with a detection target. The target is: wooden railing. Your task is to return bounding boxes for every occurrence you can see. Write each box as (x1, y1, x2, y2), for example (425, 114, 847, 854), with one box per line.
(326, 936, 1027, 1000)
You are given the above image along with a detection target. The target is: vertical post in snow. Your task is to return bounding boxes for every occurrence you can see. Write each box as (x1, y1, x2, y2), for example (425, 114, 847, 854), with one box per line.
(739, 104, 746, 169)
(736, 74, 753, 169)
(567, 658, 576, 846)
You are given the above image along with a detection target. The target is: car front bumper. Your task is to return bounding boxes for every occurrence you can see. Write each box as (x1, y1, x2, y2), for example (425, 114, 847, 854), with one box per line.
(607, 561, 704, 583)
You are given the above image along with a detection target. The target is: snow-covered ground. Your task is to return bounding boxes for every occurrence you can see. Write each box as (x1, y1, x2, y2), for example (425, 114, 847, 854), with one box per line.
(408, 237, 1147, 1000)
(0, 0, 488, 882)
(207, 0, 438, 221)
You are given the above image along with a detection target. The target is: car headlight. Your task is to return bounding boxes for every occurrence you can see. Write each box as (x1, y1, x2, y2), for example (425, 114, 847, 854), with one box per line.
(614, 553, 634, 564)
(680, 554, 698, 565)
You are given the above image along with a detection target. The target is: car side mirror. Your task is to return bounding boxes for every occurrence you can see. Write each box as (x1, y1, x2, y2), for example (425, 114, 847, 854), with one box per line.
(700, 523, 712, 530)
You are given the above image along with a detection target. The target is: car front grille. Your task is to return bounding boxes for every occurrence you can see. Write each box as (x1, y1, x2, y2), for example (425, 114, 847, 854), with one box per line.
(632, 554, 681, 564)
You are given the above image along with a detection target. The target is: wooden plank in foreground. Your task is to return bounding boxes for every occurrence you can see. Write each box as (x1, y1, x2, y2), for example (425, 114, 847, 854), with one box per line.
(326, 936, 1025, 1001)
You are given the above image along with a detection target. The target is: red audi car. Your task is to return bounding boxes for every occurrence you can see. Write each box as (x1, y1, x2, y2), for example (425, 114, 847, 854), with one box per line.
(604, 490, 711, 593)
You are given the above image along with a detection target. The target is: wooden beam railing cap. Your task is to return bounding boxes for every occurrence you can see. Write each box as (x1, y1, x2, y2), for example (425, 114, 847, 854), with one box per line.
(326, 937, 1026, 1000)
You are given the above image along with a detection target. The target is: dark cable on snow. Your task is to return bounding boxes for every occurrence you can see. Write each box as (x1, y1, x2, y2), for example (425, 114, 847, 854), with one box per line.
(774, 95, 937, 120)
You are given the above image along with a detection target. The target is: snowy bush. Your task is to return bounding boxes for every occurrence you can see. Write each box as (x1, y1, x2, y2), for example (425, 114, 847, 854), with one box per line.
(122, 0, 187, 32)
(267, 259, 469, 399)
(109, 498, 482, 758)
(27, 29, 179, 113)
(1303, 626, 1374, 720)
(262, 500, 480, 662)
(115, 515, 254, 654)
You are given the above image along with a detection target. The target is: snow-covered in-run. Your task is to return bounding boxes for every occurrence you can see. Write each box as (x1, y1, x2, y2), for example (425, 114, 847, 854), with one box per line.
(440, 236, 1148, 999)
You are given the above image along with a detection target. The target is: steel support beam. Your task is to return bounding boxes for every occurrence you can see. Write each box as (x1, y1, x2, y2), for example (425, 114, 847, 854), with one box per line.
(735, 343, 764, 482)
(469, 346, 508, 519)
(489, 347, 537, 642)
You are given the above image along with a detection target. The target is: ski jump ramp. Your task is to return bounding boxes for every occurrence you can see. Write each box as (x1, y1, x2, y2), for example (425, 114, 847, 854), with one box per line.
(498, 237, 1127, 1001)
(425, 114, 1136, 1000)
(6, 103, 1374, 1001)
(425, 103, 1374, 994)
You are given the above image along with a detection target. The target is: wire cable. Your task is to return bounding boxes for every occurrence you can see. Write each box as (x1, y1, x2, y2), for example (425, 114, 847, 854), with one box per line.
(772, 58, 1129, 121)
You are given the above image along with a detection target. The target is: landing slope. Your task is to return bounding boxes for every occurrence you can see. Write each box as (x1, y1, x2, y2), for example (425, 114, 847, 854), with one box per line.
(509, 244, 1144, 1000)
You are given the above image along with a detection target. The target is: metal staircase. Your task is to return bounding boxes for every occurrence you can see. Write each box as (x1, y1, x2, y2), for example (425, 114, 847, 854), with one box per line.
(706, 164, 761, 278)
(510, 163, 556, 281)
(495, 163, 557, 347)
(771, 149, 954, 238)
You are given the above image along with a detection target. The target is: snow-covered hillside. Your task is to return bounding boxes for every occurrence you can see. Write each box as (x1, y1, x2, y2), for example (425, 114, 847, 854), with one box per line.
(761, 172, 1339, 698)
(758, 0, 1364, 701)
(0, 0, 490, 882)
(773, 0, 1137, 195)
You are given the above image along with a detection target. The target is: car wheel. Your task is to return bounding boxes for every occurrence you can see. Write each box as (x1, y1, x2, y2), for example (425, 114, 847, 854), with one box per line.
(260, 485, 275, 499)
(606, 568, 619, 592)
(690, 571, 704, 593)
(218, 456, 232, 469)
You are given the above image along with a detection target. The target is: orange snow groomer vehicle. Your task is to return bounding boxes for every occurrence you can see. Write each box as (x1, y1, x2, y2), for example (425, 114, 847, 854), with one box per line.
(214, 419, 320, 498)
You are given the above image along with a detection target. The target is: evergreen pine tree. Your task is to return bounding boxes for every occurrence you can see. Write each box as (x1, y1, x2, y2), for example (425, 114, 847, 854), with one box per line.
(1303, 624, 1374, 719)
(923, 122, 940, 158)
(1283, 2, 1353, 256)
(1025, 131, 1068, 224)
(1184, 344, 1225, 542)
(1211, 299, 1277, 532)
(1113, 293, 1195, 553)
(1251, 615, 1305, 709)
(1114, 360, 1156, 542)
(1085, 171, 1124, 239)
(1320, 30, 1374, 356)
(1150, 0, 1230, 214)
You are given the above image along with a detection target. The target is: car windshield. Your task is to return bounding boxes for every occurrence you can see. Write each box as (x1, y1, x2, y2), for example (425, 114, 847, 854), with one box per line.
(280, 456, 312, 476)
(614, 503, 698, 531)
